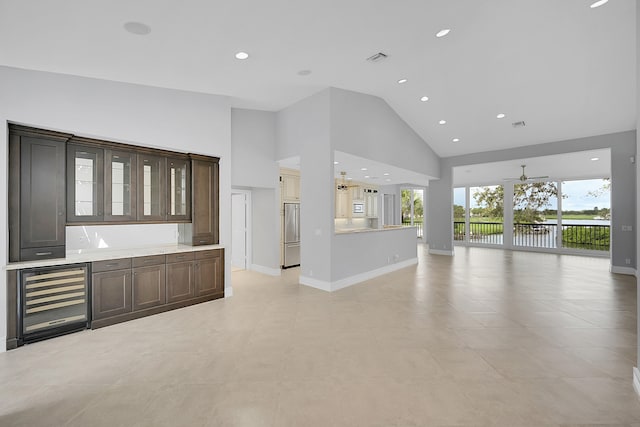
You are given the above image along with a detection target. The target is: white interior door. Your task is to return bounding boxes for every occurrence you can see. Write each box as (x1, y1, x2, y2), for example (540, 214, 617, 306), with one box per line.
(231, 193, 247, 270)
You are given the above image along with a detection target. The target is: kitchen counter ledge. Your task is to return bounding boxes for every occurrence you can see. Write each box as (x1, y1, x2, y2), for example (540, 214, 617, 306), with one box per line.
(5, 243, 224, 270)
(335, 225, 414, 234)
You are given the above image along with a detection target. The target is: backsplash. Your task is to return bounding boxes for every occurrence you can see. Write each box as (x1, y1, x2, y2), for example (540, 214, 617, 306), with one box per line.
(66, 223, 179, 251)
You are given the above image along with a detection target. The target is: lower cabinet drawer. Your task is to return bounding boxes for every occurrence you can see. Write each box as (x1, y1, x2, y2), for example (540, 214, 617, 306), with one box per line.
(166, 252, 195, 264)
(195, 249, 222, 260)
(20, 246, 65, 261)
(93, 258, 132, 273)
(132, 255, 166, 268)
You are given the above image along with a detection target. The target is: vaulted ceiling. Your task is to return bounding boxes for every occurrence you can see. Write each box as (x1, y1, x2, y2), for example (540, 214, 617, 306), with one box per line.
(0, 0, 635, 158)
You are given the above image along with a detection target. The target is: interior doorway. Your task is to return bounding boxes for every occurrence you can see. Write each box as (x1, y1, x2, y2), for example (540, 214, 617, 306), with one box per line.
(231, 191, 251, 271)
(383, 194, 396, 226)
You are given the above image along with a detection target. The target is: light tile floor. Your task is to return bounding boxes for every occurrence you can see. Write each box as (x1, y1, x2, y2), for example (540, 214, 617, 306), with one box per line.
(2, 245, 640, 426)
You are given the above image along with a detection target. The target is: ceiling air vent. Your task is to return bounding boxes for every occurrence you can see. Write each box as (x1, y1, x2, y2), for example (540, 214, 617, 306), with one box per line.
(512, 121, 526, 128)
(366, 52, 388, 63)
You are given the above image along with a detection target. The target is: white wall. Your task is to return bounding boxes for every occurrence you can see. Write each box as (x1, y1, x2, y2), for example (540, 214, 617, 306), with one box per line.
(331, 228, 417, 284)
(0, 66, 232, 350)
(427, 165, 454, 255)
(635, 0, 640, 374)
(277, 87, 440, 288)
(251, 188, 280, 273)
(230, 108, 280, 274)
(330, 88, 440, 178)
(428, 131, 637, 268)
(231, 108, 278, 189)
(278, 90, 333, 284)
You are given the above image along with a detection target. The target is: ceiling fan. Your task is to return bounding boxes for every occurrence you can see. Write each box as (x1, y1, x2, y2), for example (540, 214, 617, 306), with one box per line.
(336, 171, 359, 190)
(503, 165, 549, 182)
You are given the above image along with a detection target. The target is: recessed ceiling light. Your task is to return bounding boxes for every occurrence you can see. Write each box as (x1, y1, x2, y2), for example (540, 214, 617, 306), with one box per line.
(297, 69, 312, 76)
(435, 29, 451, 38)
(346, 177, 353, 180)
(123, 22, 151, 35)
(361, 167, 368, 171)
(334, 161, 339, 165)
(235, 51, 249, 60)
(496, 113, 506, 119)
(383, 173, 390, 176)
(439, 120, 446, 125)
(591, 157, 600, 161)
(452, 138, 460, 143)
(590, 0, 608, 8)
(364, 175, 370, 179)
(420, 96, 429, 102)
(386, 179, 391, 182)
(397, 78, 408, 84)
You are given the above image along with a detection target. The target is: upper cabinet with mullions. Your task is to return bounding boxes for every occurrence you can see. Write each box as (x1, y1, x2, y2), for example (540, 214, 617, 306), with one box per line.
(105, 149, 137, 221)
(137, 153, 165, 221)
(67, 140, 191, 224)
(67, 144, 104, 223)
(167, 157, 191, 221)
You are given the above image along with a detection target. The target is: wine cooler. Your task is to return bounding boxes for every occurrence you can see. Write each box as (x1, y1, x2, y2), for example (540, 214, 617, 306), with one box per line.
(20, 263, 90, 343)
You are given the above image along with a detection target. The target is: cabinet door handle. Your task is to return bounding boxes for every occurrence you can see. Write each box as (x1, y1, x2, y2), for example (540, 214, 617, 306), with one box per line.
(176, 255, 186, 259)
(105, 263, 118, 267)
(198, 240, 206, 243)
(35, 252, 52, 256)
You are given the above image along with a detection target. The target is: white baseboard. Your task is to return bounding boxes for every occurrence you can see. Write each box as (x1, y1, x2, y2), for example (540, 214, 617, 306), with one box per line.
(249, 264, 281, 276)
(610, 265, 637, 276)
(429, 248, 454, 256)
(300, 258, 418, 292)
(299, 275, 332, 292)
(224, 287, 233, 298)
(0, 335, 5, 353)
(331, 258, 418, 291)
(633, 367, 640, 397)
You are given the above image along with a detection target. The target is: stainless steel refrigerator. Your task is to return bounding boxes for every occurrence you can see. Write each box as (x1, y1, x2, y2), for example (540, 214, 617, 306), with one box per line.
(283, 203, 300, 268)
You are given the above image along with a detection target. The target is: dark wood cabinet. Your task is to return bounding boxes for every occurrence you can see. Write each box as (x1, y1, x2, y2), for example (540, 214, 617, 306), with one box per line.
(86, 250, 223, 329)
(138, 153, 166, 221)
(92, 269, 132, 320)
(9, 125, 70, 262)
(104, 149, 137, 222)
(195, 250, 224, 297)
(67, 143, 105, 223)
(167, 157, 191, 222)
(166, 259, 195, 303)
(132, 264, 166, 311)
(179, 156, 219, 246)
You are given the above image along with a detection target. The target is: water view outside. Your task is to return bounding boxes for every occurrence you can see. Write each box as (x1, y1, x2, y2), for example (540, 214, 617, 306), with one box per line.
(468, 185, 503, 245)
(453, 187, 465, 241)
(453, 179, 610, 252)
(402, 188, 424, 238)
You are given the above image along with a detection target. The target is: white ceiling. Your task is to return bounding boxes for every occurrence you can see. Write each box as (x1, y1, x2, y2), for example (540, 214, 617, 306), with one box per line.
(279, 151, 433, 187)
(452, 148, 611, 187)
(0, 0, 635, 158)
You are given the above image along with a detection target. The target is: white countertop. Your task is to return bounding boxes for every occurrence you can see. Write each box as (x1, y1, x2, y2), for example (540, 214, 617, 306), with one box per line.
(5, 244, 224, 270)
(335, 225, 414, 235)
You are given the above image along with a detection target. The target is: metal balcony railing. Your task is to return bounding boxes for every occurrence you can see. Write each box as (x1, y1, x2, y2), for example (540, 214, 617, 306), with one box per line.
(453, 221, 610, 252)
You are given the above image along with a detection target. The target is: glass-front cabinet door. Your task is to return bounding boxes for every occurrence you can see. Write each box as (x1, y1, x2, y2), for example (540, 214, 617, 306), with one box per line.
(67, 144, 104, 222)
(138, 153, 166, 221)
(167, 157, 191, 221)
(104, 149, 137, 221)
